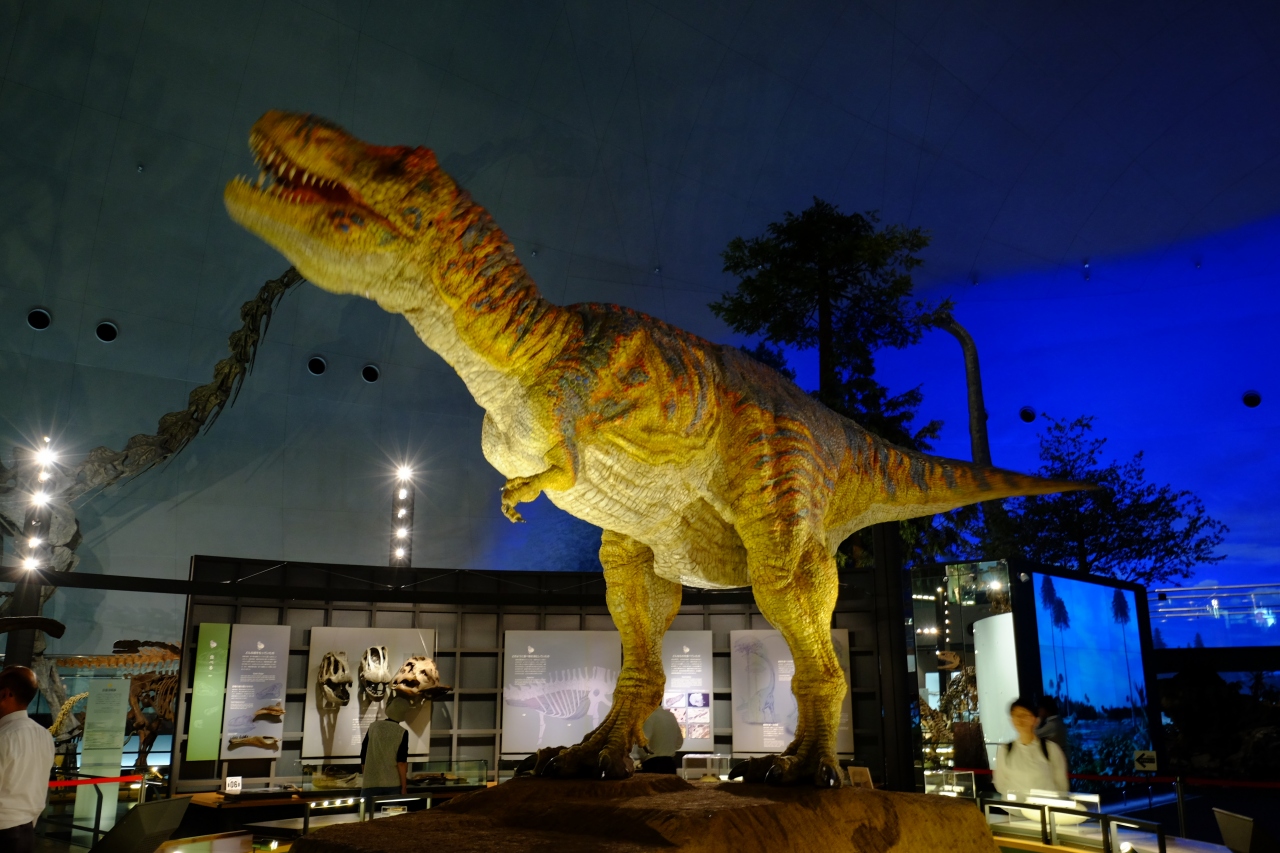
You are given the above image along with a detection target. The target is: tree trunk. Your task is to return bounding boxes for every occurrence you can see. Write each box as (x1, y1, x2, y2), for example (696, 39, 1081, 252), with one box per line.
(940, 318, 991, 467)
(817, 292, 836, 405)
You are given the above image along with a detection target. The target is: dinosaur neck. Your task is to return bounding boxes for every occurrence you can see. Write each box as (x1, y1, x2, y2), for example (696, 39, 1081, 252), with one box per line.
(400, 189, 576, 410)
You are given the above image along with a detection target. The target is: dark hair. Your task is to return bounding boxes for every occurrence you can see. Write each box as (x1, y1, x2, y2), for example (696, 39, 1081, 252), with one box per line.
(0, 666, 39, 706)
(1039, 696, 1060, 716)
(1009, 696, 1038, 715)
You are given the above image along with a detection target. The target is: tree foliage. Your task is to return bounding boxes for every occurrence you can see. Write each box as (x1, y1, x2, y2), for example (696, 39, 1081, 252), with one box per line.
(946, 416, 1228, 586)
(713, 198, 947, 452)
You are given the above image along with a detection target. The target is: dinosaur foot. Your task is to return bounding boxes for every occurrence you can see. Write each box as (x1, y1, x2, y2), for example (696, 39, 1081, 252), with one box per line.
(728, 752, 843, 788)
(514, 740, 636, 780)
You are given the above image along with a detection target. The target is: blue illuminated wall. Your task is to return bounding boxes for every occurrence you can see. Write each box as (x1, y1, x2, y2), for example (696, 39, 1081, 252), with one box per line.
(768, 215, 1280, 589)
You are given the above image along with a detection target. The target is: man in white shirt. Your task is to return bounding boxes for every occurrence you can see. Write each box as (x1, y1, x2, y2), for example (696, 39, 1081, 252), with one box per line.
(994, 696, 1069, 795)
(0, 666, 55, 853)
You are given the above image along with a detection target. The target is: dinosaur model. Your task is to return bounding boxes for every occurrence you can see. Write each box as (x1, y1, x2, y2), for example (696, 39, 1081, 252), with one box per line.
(224, 111, 1089, 787)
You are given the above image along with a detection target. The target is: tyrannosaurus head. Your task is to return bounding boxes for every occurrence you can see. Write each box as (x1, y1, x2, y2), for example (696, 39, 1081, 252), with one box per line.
(224, 111, 453, 310)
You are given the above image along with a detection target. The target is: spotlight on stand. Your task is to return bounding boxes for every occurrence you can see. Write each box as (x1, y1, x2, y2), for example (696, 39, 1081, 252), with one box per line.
(389, 466, 415, 567)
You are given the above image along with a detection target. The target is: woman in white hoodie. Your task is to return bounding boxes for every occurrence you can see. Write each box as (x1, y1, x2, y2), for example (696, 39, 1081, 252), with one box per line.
(994, 696, 1069, 795)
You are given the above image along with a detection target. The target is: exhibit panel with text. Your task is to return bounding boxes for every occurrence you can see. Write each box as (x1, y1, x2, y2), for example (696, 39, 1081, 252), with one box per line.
(302, 626, 437, 759)
(502, 630, 622, 754)
(660, 631, 715, 752)
(219, 624, 291, 760)
(729, 629, 854, 754)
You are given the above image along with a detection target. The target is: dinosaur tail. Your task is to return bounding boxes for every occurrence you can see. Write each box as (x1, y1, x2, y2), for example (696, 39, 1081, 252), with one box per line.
(835, 429, 1096, 528)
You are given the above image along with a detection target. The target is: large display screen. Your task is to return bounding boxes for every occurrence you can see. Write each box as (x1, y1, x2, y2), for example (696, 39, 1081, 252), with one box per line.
(1033, 574, 1151, 765)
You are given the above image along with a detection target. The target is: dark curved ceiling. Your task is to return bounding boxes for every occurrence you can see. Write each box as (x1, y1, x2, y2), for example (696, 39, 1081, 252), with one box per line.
(1, 0, 1277, 595)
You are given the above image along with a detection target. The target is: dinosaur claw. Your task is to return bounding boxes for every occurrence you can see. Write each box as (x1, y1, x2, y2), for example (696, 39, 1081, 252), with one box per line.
(513, 753, 538, 777)
(727, 761, 747, 781)
(764, 764, 784, 786)
(540, 755, 563, 777)
(819, 764, 842, 788)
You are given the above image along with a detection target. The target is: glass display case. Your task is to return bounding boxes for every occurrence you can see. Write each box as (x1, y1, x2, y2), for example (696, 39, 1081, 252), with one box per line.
(923, 769, 976, 800)
(680, 753, 734, 781)
(300, 759, 488, 792)
(911, 560, 1012, 780)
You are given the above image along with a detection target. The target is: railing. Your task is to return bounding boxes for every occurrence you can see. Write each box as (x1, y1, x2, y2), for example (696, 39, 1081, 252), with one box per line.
(42, 772, 154, 846)
(956, 768, 1280, 840)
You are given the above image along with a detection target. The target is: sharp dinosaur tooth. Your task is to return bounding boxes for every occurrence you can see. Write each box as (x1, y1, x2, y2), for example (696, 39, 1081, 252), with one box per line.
(265, 151, 275, 165)
(257, 170, 266, 188)
(289, 166, 297, 180)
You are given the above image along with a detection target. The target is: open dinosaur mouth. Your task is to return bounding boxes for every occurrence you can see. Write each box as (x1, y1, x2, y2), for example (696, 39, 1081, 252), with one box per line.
(229, 131, 360, 208)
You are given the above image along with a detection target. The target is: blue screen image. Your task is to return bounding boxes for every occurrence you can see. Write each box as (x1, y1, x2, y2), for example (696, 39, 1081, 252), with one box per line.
(1034, 574, 1152, 769)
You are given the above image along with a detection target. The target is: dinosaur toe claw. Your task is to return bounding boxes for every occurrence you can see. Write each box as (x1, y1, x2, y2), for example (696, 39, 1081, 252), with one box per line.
(513, 753, 538, 777)
(727, 761, 748, 781)
(764, 763, 784, 786)
(819, 764, 842, 788)
(540, 754, 563, 778)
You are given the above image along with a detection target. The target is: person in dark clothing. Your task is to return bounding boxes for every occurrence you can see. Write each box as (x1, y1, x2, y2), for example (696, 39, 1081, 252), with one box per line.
(360, 696, 410, 797)
(1036, 696, 1068, 760)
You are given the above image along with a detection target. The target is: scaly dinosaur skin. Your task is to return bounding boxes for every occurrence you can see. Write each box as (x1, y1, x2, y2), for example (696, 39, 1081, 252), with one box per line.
(225, 111, 1090, 787)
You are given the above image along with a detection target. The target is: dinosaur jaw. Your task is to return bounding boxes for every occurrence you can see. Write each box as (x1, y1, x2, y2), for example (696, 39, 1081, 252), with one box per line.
(224, 114, 411, 298)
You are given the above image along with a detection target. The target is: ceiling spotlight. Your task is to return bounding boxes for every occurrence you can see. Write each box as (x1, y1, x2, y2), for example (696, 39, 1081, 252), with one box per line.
(23, 557, 37, 569)
(398, 488, 408, 500)
(1019, 407, 1036, 423)
(35, 447, 56, 466)
(397, 508, 407, 518)
(395, 528, 408, 538)
(28, 537, 40, 547)
(37, 471, 49, 482)
(31, 492, 48, 506)
(1243, 390, 1262, 408)
(397, 466, 412, 480)
(394, 548, 406, 558)
(989, 581, 1002, 591)
(43, 436, 51, 443)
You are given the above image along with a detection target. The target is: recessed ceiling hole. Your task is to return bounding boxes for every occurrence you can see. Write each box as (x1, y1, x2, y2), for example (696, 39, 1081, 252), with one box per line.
(27, 308, 51, 330)
(1019, 407, 1036, 423)
(1243, 391, 1262, 408)
(95, 321, 118, 342)
(307, 356, 327, 376)
(362, 364, 380, 383)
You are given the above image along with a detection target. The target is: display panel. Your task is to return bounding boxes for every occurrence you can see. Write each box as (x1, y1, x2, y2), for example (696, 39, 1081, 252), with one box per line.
(659, 631, 714, 751)
(729, 629, 854, 754)
(1032, 574, 1152, 762)
(301, 627, 437, 759)
(501, 631, 622, 754)
(220, 624, 291, 760)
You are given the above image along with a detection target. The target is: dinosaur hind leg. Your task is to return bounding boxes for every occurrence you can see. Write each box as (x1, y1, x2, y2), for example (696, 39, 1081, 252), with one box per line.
(524, 530, 680, 779)
(731, 523, 846, 787)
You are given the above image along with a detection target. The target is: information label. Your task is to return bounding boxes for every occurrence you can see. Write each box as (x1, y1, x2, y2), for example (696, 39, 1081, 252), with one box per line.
(74, 678, 131, 832)
(729, 628, 854, 755)
(502, 631, 621, 754)
(660, 631, 714, 751)
(188, 623, 231, 761)
(219, 624, 290, 760)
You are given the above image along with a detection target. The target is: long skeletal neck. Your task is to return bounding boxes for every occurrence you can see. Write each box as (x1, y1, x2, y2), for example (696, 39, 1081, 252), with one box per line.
(397, 188, 577, 411)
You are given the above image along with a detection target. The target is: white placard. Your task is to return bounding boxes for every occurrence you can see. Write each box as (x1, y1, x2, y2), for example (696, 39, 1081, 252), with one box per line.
(302, 626, 437, 759)
(729, 629, 854, 755)
(74, 678, 131, 832)
(225, 775, 243, 794)
(501, 631, 621, 754)
(659, 631, 715, 751)
(220, 625, 291, 760)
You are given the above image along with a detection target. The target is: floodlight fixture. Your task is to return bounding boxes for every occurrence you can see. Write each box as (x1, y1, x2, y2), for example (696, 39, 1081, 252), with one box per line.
(395, 548, 405, 558)
(397, 466, 412, 481)
(31, 491, 48, 506)
(23, 557, 37, 569)
(396, 528, 408, 538)
(35, 447, 56, 466)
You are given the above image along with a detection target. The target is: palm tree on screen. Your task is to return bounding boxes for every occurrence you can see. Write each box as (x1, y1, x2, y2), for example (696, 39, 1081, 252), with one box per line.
(1112, 587, 1137, 725)
(1051, 596, 1071, 714)
(1041, 575, 1062, 700)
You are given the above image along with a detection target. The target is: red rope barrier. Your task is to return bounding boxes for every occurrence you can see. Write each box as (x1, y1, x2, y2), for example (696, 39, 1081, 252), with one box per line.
(48, 774, 144, 788)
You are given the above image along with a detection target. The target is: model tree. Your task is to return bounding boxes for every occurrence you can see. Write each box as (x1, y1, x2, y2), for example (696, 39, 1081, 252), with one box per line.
(713, 198, 949, 452)
(994, 416, 1229, 586)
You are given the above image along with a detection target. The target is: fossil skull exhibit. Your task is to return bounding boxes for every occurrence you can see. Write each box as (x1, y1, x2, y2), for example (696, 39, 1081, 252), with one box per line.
(359, 645, 393, 702)
(317, 651, 354, 708)
(391, 655, 451, 702)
